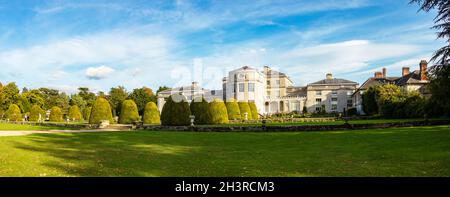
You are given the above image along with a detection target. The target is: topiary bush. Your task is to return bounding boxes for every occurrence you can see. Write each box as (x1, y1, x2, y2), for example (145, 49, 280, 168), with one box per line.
(49, 106, 63, 122)
(143, 102, 160, 124)
(89, 97, 113, 124)
(6, 104, 22, 121)
(160, 94, 191, 126)
(119, 100, 140, 124)
(68, 105, 83, 121)
(248, 102, 259, 120)
(225, 99, 241, 120)
(29, 105, 44, 122)
(238, 102, 253, 120)
(190, 97, 212, 125)
(209, 99, 229, 124)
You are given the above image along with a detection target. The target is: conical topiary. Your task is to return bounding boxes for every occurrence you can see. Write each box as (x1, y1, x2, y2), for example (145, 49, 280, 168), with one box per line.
(209, 99, 229, 124)
(68, 105, 83, 121)
(6, 104, 22, 121)
(119, 100, 140, 124)
(238, 102, 253, 120)
(89, 97, 113, 124)
(83, 107, 92, 121)
(249, 102, 259, 120)
(190, 97, 211, 125)
(49, 106, 63, 122)
(29, 105, 44, 122)
(225, 99, 241, 120)
(143, 102, 160, 124)
(160, 94, 191, 126)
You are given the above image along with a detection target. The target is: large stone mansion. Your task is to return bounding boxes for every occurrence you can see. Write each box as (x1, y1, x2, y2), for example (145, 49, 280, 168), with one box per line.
(157, 60, 430, 115)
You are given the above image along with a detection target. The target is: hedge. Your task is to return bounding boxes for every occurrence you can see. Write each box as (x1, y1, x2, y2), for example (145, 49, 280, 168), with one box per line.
(248, 102, 259, 120)
(68, 105, 83, 121)
(119, 100, 140, 124)
(161, 94, 191, 126)
(209, 99, 229, 124)
(49, 106, 63, 122)
(29, 105, 44, 122)
(225, 99, 241, 120)
(89, 97, 114, 124)
(238, 102, 253, 120)
(143, 102, 160, 124)
(6, 104, 22, 121)
(190, 97, 212, 125)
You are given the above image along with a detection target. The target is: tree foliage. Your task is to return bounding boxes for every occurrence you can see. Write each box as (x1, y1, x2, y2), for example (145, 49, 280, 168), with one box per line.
(49, 106, 64, 122)
(89, 97, 113, 124)
(190, 97, 212, 125)
(119, 100, 140, 124)
(238, 102, 253, 120)
(143, 102, 160, 124)
(108, 86, 128, 117)
(128, 87, 155, 115)
(68, 105, 83, 121)
(160, 94, 191, 126)
(209, 99, 229, 124)
(225, 99, 241, 120)
(6, 104, 22, 121)
(248, 102, 259, 119)
(29, 105, 45, 122)
(362, 86, 380, 115)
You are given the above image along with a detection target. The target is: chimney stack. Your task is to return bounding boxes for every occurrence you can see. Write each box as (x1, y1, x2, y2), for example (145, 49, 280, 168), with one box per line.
(382, 68, 387, 78)
(374, 72, 383, 78)
(326, 73, 333, 80)
(402, 67, 410, 77)
(420, 60, 428, 81)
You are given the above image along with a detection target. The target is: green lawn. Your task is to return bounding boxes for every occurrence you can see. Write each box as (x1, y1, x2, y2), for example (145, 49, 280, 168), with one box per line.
(0, 123, 77, 131)
(1, 125, 450, 177)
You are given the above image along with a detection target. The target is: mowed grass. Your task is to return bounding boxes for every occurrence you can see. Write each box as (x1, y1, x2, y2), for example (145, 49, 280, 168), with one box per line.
(0, 123, 77, 131)
(1, 125, 450, 177)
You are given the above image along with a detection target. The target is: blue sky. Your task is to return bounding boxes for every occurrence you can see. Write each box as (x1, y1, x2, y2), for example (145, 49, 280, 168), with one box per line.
(0, 0, 445, 93)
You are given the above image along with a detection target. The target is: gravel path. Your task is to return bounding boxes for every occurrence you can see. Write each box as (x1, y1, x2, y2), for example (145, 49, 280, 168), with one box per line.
(0, 129, 125, 137)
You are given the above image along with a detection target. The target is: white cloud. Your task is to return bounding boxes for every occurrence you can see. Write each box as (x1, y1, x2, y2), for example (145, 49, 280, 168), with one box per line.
(85, 66, 115, 80)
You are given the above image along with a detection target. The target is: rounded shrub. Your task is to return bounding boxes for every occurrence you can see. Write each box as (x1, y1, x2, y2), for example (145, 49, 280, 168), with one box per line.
(29, 105, 44, 122)
(143, 102, 160, 124)
(248, 102, 259, 120)
(49, 106, 63, 122)
(83, 107, 92, 121)
(238, 102, 253, 120)
(6, 104, 22, 121)
(89, 97, 113, 124)
(119, 100, 140, 124)
(225, 99, 241, 120)
(160, 94, 191, 126)
(68, 105, 83, 121)
(190, 97, 211, 125)
(209, 99, 229, 124)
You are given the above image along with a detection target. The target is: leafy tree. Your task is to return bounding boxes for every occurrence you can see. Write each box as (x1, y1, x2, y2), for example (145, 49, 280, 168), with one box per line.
(29, 105, 45, 122)
(89, 97, 113, 124)
(108, 86, 128, 117)
(160, 94, 191, 126)
(190, 97, 212, 124)
(238, 102, 253, 120)
(19, 89, 45, 113)
(225, 99, 241, 120)
(156, 86, 170, 94)
(0, 83, 20, 111)
(68, 105, 83, 121)
(49, 106, 64, 122)
(143, 102, 160, 124)
(248, 102, 259, 119)
(6, 104, 22, 121)
(78, 87, 97, 107)
(209, 99, 229, 124)
(119, 100, 140, 124)
(362, 86, 379, 115)
(128, 87, 155, 115)
(83, 107, 92, 121)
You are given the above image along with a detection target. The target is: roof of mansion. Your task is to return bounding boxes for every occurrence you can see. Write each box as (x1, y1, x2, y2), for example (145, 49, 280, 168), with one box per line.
(309, 78, 358, 85)
(395, 70, 428, 86)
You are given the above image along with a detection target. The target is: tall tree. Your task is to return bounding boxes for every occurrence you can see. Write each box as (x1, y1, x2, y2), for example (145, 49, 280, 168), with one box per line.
(128, 87, 154, 115)
(108, 86, 128, 117)
(0, 82, 20, 111)
(78, 87, 96, 106)
(411, 0, 450, 116)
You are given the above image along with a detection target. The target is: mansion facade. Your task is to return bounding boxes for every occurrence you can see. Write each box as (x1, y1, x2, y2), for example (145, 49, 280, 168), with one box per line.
(157, 66, 358, 115)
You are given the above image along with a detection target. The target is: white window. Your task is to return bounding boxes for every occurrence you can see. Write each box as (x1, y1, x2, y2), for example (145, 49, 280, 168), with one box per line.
(316, 91, 322, 96)
(331, 104, 338, 111)
(274, 90, 280, 97)
(315, 98, 322, 105)
(248, 83, 255, 92)
(239, 83, 245, 92)
(331, 98, 338, 102)
(332, 91, 338, 95)
(276, 80, 280, 85)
